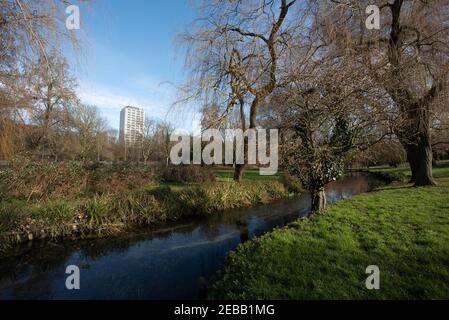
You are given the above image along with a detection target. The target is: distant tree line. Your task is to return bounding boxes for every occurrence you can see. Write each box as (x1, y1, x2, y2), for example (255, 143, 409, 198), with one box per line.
(0, 0, 178, 164)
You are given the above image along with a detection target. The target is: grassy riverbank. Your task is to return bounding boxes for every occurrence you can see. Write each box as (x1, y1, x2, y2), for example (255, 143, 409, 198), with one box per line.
(0, 163, 295, 253)
(210, 162, 449, 299)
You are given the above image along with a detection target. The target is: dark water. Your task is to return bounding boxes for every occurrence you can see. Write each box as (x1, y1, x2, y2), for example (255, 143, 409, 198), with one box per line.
(0, 173, 380, 300)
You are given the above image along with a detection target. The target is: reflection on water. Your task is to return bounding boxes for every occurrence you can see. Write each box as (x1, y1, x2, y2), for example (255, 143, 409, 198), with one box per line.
(0, 173, 380, 300)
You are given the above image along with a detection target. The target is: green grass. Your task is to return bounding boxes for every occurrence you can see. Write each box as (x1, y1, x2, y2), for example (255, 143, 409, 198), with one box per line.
(367, 160, 449, 188)
(212, 167, 281, 182)
(368, 160, 449, 179)
(210, 163, 449, 299)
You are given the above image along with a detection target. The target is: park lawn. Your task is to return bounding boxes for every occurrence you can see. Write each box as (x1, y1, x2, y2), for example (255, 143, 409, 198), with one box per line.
(369, 160, 449, 182)
(210, 164, 449, 299)
(156, 168, 281, 190)
(212, 167, 281, 182)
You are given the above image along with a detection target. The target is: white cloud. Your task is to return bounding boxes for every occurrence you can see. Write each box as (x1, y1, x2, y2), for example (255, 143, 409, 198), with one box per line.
(77, 81, 200, 133)
(78, 88, 140, 110)
(78, 81, 172, 115)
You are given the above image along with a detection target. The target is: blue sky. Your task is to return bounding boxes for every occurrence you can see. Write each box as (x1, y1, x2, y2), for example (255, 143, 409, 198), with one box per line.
(70, 0, 200, 132)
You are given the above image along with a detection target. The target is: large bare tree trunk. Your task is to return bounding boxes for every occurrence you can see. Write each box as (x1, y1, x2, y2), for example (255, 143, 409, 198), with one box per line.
(385, 0, 438, 187)
(405, 133, 436, 186)
(405, 144, 418, 183)
(234, 163, 244, 182)
(234, 98, 247, 182)
(311, 188, 326, 212)
(399, 101, 436, 186)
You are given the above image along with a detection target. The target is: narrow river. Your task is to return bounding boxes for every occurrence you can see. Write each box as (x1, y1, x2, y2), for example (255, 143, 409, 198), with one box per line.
(0, 173, 380, 299)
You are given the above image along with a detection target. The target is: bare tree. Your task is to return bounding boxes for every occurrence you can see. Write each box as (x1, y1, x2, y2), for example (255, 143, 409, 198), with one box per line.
(0, 0, 83, 160)
(139, 118, 175, 165)
(71, 103, 107, 162)
(142, 116, 157, 163)
(26, 53, 78, 154)
(323, 0, 449, 185)
(157, 121, 175, 167)
(0, 0, 81, 73)
(178, 0, 307, 180)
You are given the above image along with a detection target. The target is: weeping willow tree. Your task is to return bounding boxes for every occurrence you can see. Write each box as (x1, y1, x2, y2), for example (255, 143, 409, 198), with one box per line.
(0, 76, 30, 160)
(177, 0, 310, 181)
(320, 0, 449, 186)
(0, 0, 83, 160)
(0, 118, 14, 160)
